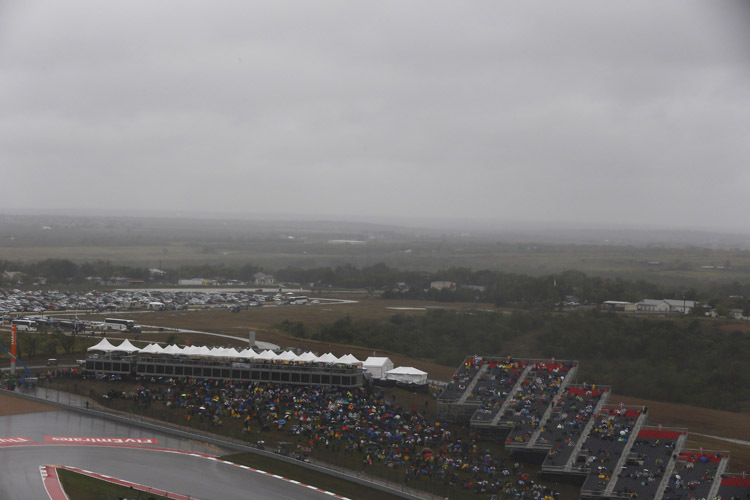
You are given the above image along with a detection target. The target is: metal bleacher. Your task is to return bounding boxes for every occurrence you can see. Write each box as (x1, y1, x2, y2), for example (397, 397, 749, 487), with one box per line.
(437, 356, 740, 500)
(578, 405, 648, 499)
(603, 427, 687, 499)
(660, 449, 730, 500)
(503, 361, 579, 450)
(539, 385, 611, 472)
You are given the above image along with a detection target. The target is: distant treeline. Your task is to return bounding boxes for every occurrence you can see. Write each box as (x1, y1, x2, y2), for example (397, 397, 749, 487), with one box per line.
(277, 308, 750, 411)
(3, 259, 750, 313)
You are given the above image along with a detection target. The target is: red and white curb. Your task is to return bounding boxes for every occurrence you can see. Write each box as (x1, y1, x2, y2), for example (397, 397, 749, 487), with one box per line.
(28, 440, 351, 499)
(51, 465, 193, 500)
(40, 466, 69, 500)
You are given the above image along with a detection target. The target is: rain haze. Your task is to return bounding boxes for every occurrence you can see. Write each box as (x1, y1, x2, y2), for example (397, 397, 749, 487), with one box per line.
(1, 1, 749, 232)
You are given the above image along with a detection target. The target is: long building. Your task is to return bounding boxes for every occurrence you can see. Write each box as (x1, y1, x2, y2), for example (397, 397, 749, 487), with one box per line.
(85, 353, 365, 388)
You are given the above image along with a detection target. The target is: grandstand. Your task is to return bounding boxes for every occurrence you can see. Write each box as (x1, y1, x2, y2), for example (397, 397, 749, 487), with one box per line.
(715, 473, 750, 500)
(661, 449, 730, 500)
(605, 427, 688, 500)
(438, 355, 744, 500)
(502, 361, 578, 450)
(578, 406, 648, 498)
(539, 385, 611, 469)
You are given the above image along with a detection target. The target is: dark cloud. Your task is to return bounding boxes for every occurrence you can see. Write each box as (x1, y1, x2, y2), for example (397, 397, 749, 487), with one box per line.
(1, 1, 748, 230)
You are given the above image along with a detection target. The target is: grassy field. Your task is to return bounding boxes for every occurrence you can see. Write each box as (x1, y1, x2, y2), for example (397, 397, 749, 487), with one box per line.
(4, 239, 750, 285)
(222, 452, 409, 500)
(78, 297, 489, 380)
(57, 468, 171, 500)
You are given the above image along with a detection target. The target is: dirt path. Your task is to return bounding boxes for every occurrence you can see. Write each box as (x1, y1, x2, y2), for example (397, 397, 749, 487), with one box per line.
(0, 392, 59, 416)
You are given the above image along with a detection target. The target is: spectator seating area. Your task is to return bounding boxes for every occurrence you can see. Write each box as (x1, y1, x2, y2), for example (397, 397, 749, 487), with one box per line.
(470, 359, 528, 424)
(438, 355, 486, 404)
(502, 361, 577, 447)
(437, 356, 745, 500)
(662, 450, 729, 500)
(716, 474, 750, 500)
(540, 385, 610, 468)
(577, 406, 647, 497)
(609, 428, 687, 500)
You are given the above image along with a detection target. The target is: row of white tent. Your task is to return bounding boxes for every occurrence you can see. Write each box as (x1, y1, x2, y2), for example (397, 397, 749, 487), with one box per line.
(87, 338, 428, 384)
(87, 338, 364, 365)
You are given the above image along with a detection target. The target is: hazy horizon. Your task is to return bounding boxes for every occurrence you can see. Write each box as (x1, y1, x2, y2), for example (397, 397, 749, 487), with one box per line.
(2, 1, 749, 231)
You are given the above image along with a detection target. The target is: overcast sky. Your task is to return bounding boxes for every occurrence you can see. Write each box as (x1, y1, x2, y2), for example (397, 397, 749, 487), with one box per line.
(1, 1, 748, 230)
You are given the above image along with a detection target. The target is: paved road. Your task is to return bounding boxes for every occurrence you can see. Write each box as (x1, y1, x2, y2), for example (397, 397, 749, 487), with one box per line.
(0, 407, 341, 500)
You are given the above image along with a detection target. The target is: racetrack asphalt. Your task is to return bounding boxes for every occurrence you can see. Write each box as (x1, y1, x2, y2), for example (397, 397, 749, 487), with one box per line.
(0, 408, 346, 500)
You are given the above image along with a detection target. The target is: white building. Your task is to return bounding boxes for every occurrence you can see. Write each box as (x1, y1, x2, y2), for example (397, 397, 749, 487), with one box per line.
(636, 299, 696, 314)
(178, 278, 210, 286)
(253, 272, 275, 286)
(385, 367, 428, 385)
(363, 357, 394, 379)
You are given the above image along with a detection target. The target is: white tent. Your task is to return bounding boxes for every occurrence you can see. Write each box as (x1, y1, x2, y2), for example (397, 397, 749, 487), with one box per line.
(182, 345, 201, 356)
(162, 344, 184, 355)
(195, 345, 212, 357)
(294, 351, 317, 363)
(238, 348, 258, 359)
(113, 339, 140, 353)
(363, 357, 394, 379)
(223, 347, 241, 358)
(139, 343, 164, 354)
(276, 350, 297, 362)
(337, 354, 361, 365)
(315, 352, 338, 364)
(385, 366, 428, 385)
(87, 338, 117, 352)
(256, 350, 279, 361)
(209, 347, 232, 358)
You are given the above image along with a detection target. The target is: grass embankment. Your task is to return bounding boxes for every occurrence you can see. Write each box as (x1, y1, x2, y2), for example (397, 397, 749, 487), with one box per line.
(57, 468, 171, 500)
(222, 452, 407, 500)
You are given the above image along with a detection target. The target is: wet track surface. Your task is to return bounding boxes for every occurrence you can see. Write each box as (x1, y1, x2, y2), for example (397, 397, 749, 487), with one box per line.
(0, 409, 340, 500)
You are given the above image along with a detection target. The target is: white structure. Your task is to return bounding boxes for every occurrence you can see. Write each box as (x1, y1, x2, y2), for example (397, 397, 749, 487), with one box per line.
(636, 299, 669, 313)
(337, 354, 361, 365)
(315, 352, 339, 364)
(253, 272, 275, 285)
(178, 278, 210, 286)
(87, 338, 117, 353)
(430, 281, 456, 291)
(636, 298, 696, 314)
(363, 357, 394, 379)
(385, 367, 428, 385)
(113, 339, 140, 354)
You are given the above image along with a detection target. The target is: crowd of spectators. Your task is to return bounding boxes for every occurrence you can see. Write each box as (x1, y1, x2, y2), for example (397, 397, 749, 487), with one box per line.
(44, 369, 563, 499)
(662, 451, 727, 500)
(579, 406, 646, 494)
(614, 430, 684, 498)
(503, 362, 575, 445)
(539, 385, 608, 468)
(472, 360, 527, 423)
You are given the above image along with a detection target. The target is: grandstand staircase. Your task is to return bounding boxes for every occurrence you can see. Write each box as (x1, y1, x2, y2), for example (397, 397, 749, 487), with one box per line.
(706, 455, 732, 500)
(527, 365, 579, 449)
(601, 411, 649, 498)
(489, 363, 533, 427)
(652, 433, 689, 500)
(563, 392, 611, 471)
(456, 363, 488, 405)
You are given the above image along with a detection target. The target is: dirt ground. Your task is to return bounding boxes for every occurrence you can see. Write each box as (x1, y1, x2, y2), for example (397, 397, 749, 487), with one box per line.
(0, 392, 59, 416)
